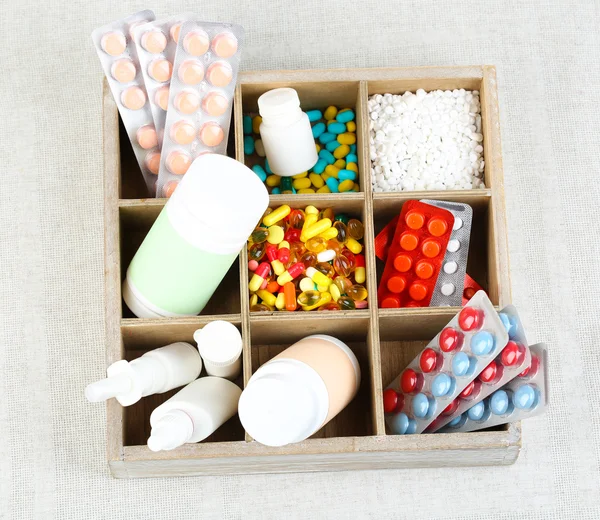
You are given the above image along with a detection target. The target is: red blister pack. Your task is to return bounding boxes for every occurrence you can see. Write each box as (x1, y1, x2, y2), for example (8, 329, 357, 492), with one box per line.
(375, 215, 399, 261)
(377, 201, 454, 308)
(462, 273, 484, 305)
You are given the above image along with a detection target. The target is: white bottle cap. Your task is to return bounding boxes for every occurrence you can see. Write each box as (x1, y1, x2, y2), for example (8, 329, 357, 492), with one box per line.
(147, 409, 194, 452)
(84, 371, 132, 402)
(238, 359, 329, 447)
(193, 321, 243, 379)
(258, 88, 301, 121)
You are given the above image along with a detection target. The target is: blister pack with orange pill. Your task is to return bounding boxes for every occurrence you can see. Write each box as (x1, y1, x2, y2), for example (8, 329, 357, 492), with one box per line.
(377, 200, 454, 308)
(92, 10, 160, 195)
(157, 21, 244, 197)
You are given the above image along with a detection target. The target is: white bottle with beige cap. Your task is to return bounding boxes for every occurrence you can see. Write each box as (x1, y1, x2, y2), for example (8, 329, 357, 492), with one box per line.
(238, 334, 361, 447)
(193, 320, 243, 380)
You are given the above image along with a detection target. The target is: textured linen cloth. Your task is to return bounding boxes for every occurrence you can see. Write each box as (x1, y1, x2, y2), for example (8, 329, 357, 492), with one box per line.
(1, 0, 599, 518)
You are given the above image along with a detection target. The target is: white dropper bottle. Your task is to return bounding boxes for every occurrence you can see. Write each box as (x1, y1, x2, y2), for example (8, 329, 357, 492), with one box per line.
(193, 320, 243, 380)
(147, 377, 242, 452)
(85, 342, 202, 406)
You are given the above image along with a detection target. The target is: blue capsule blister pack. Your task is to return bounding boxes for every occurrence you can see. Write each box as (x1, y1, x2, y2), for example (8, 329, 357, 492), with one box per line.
(428, 305, 532, 432)
(383, 291, 509, 435)
(438, 342, 548, 433)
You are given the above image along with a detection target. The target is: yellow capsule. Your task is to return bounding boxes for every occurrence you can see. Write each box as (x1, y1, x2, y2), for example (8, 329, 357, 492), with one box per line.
(324, 165, 339, 178)
(307, 266, 332, 287)
(345, 237, 363, 254)
(321, 172, 331, 181)
(347, 162, 358, 173)
(298, 290, 321, 307)
(316, 284, 330, 293)
(337, 133, 356, 145)
(249, 293, 258, 306)
(352, 183, 360, 192)
(318, 227, 338, 240)
(272, 258, 285, 276)
(355, 266, 366, 284)
(315, 143, 321, 153)
(266, 175, 281, 187)
(293, 178, 312, 190)
(334, 159, 346, 169)
(267, 225, 285, 244)
(252, 115, 262, 134)
(317, 185, 331, 193)
(299, 277, 316, 292)
(300, 213, 318, 242)
(281, 190, 293, 194)
(292, 171, 308, 179)
(324, 106, 338, 120)
(347, 284, 368, 301)
(263, 205, 291, 227)
(329, 283, 341, 302)
(298, 188, 316, 194)
(334, 144, 350, 159)
(257, 289, 277, 307)
(275, 292, 286, 310)
(338, 179, 354, 192)
(305, 205, 319, 215)
(346, 121, 356, 132)
(309, 173, 324, 188)
(303, 218, 332, 241)
(302, 291, 332, 311)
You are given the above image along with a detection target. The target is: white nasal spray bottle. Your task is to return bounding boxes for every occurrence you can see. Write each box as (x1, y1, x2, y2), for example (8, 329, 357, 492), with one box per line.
(85, 342, 203, 406)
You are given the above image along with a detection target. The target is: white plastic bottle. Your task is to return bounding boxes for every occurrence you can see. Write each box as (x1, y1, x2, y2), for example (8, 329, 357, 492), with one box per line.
(147, 377, 242, 451)
(238, 335, 361, 447)
(193, 320, 243, 380)
(258, 88, 318, 177)
(85, 342, 202, 406)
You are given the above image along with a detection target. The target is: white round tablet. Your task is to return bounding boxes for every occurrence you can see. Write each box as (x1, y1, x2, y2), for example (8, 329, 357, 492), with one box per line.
(453, 217, 463, 231)
(441, 283, 455, 296)
(443, 261, 458, 274)
(447, 239, 460, 252)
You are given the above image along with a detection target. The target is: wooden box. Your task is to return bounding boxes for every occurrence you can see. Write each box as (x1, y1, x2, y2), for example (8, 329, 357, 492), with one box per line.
(104, 66, 518, 478)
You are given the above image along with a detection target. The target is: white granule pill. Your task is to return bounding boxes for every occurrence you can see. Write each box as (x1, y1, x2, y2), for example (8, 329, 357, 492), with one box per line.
(441, 283, 456, 296)
(368, 89, 485, 192)
(447, 239, 460, 252)
(443, 261, 458, 274)
(453, 217, 463, 231)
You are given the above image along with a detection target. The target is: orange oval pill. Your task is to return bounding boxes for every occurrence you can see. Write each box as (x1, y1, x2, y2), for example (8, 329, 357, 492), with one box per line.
(206, 61, 233, 87)
(148, 59, 172, 82)
(393, 254, 412, 272)
(428, 217, 448, 237)
(178, 59, 204, 85)
(110, 58, 136, 83)
(163, 180, 179, 198)
(101, 31, 126, 56)
(387, 275, 406, 293)
(202, 92, 228, 117)
(381, 296, 400, 308)
(145, 151, 160, 174)
(422, 239, 441, 258)
(136, 125, 158, 149)
(141, 30, 167, 53)
(400, 232, 418, 251)
(405, 211, 425, 230)
(409, 282, 428, 301)
(170, 120, 196, 145)
(415, 260, 434, 279)
(121, 86, 146, 110)
(174, 90, 200, 114)
(212, 32, 238, 58)
(170, 23, 182, 43)
(154, 85, 169, 111)
(183, 30, 210, 56)
(199, 122, 224, 147)
(166, 150, 192, 175)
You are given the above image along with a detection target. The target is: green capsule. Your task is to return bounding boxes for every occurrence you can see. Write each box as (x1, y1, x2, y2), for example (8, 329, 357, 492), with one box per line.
(335, 213, 349, 225)
(280, 177, 293, 192)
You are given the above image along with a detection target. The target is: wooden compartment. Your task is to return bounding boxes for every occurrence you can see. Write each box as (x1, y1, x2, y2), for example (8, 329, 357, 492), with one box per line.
(103, 66, 517, 479)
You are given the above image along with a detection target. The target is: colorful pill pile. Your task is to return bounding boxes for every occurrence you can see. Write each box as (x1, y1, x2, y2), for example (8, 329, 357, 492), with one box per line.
(243, 106, 360, 194)
(247, 205, 368, 311)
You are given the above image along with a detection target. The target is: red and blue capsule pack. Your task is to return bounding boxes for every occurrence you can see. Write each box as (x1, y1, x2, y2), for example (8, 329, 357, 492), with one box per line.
(428, 304, 531, 432)
(382, 290, 509, 434)
(438, 342, 548, 433)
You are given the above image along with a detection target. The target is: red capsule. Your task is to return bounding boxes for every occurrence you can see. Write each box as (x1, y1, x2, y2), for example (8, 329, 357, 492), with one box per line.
(288, 262, 305, 278)
(419, 348, 438, 373)
(439, 327, 463, 352)
(458, 306, 483, 331)
(479, 361, 497, 383)
(266, 245, 278, 262)
(255, 262, 271, 279)
(277, 247, 290, 264)
(355, 254, 366, 268)
(400, 368, 418, 393)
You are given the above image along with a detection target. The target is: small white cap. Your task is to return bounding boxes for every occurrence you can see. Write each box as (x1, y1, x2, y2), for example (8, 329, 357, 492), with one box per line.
(85, 373, 132, 402)
(85, 359, 144, 406)
(238, 359, 329, 447)
(193, 321, 243, 379)
(258, 88, 301, 119)
(147, 409, 194, 452)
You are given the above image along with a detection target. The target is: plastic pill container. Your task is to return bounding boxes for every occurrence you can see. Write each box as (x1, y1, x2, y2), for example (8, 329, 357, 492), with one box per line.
(123, 154, 269, 317)
(258, 88, 318, 177)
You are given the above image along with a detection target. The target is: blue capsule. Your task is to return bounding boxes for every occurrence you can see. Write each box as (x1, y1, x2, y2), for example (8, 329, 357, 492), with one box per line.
(312, 122, 326, 138)
(448, 414, 464, 427)
(312, 159, 327, 174)
(346, 153, 358, 164)
(271, 187, 281, 194)
(326, 140, 342, 152)
(244, 135, 255, 155)
(432, 373, 454, 397)
(264, 159, 272, 174)
(243, 115, 252, 135)
(338, 170, 357, 181)
(452, 352, 471, 376)
(318, 149, 335, 165)
(405, 419, 417, 434)
(336, 109, 355, 123)
(514, 385, 537, 410)
(328, 122, 346, 134)
(350, 144, 357, 154)
(252, 165, 267, 182)
(490, 390, 510, 415)
(412, 393, 430, 418)
(326, 177, 339, 193)
(306, 109, 323, 122)
(319, 132, 336, 144)
(467, 401, 486, 421)
(390, 412, 409, 434)
(471, 331, 495, 356)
